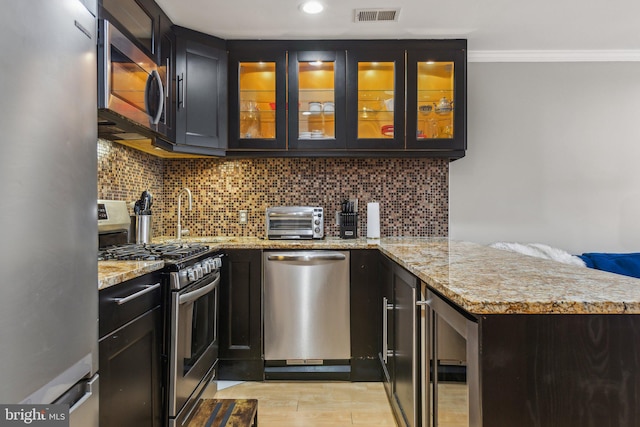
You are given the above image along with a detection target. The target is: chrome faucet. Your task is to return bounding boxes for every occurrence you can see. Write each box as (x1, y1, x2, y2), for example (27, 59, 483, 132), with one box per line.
(176, 188, 193, 240)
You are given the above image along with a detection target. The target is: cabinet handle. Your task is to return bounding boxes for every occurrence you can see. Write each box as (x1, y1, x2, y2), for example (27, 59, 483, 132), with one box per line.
(177, 73, 185, 110)
(416, 299, 432, 306)
(382, 296, 393, 364)
(114, 283, 160, 305)
(267, 253, 346, 262)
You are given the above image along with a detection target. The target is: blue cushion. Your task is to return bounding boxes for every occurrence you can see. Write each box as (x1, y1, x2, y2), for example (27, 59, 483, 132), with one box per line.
(578, 253, 640, 279)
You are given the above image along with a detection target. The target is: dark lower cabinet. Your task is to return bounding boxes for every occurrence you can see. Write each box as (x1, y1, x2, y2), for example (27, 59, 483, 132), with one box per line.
(380, 255, 420, 427)
(218, 249, 263, 380)
(350, 250, 383, 381)
(480, 314, 640, 427)
(98, 273, 163, 427)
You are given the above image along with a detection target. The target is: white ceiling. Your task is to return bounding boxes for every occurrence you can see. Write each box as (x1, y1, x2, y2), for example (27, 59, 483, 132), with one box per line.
(155, 0, 640, 56)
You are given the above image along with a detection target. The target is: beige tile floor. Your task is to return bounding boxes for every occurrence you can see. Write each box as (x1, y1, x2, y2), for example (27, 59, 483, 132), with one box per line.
(213, 381, 397, 426)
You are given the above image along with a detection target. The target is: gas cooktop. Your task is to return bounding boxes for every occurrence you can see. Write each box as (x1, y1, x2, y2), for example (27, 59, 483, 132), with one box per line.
(98, 243, 211, 262)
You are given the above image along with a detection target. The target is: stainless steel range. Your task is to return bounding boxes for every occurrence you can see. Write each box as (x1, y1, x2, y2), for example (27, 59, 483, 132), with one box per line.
(165, 249, 222, 427)
(97, 200, 222, 427)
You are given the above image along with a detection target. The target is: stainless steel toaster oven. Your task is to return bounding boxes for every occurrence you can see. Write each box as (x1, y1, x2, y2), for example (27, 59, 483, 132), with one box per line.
(266, 206, 324, 240)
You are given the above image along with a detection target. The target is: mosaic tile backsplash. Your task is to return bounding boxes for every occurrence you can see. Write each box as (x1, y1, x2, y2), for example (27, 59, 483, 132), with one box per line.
(97, 140, 449, 238)
(98, 140, 165, 237)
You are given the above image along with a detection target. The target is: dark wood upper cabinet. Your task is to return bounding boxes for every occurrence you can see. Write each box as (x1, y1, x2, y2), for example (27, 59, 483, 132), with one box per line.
(227, 43, 287, 151)
(226, 39, 466, 159)
(287, 49, 347, 151)
(100, 0, 466, 158)
(346, 47, 406, 150)
(156, 12, 175, 140)
(173, 27, 228, 155)
(406, 43, 467, 155)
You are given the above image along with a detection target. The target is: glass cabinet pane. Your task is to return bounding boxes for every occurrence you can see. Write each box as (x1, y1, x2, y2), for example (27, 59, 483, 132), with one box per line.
(417, 61, 454, 140)
(358, 61, 395, 139)
(238, 62, 276, 139)
(298, 61, 335, 140)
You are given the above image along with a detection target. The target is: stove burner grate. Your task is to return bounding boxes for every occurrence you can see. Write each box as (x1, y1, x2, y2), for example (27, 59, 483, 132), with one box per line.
(98, 243, 210, 262)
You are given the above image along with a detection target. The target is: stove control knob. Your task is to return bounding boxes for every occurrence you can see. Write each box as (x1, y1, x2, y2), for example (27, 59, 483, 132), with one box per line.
(314, 219, 320, 225)
(213, 257, 222, 269)
(195, 264, 204, 280)
(315, 227, 320, 233)
(187, 268, 196, 282)
(201, 260, 211, 274)
(178, 270, 189, 287)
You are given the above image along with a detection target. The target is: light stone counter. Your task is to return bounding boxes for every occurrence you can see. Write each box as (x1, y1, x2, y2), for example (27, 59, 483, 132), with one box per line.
(376, 238, 640, 315)
(98, 260, 164, 290)
(99, 236, 640, 314)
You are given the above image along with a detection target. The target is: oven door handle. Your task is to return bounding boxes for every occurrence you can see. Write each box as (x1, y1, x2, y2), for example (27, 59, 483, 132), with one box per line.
(178, 273, 220, 305)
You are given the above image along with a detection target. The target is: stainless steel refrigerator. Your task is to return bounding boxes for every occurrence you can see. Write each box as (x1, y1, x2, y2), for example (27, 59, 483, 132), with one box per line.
(0, 1, 99, 426)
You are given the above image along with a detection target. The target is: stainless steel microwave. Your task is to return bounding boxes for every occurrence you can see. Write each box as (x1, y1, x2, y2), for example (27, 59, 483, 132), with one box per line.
(97, 19, 164, 139)
(266, 207, 324, 240)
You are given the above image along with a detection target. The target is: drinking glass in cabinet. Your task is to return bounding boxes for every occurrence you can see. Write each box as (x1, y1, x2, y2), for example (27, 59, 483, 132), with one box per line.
(239, 62, 276, 139)
(298, 61, 335, 139)
(357, 61, 395, 139)
(416, 61, 454, 140)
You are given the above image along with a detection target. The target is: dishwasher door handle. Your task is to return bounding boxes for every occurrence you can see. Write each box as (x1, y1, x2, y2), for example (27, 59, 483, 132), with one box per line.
(267, 253, 347, 262)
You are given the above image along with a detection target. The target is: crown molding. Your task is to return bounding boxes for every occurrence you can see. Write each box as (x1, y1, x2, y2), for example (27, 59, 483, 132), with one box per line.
(468, 50, 640, 63)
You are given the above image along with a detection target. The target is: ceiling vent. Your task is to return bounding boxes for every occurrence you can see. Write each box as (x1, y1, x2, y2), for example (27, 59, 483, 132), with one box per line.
(354, 8, 400, 23)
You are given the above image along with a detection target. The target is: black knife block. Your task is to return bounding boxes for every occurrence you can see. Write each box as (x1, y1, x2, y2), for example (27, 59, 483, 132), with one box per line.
(339, 213, 358, 239)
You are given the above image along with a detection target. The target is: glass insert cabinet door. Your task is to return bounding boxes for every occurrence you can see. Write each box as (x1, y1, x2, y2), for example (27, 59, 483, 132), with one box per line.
(228, 48, 286, 149)
(417, 61, 455, 139)
(346, 50, 405, 149)
(288, 50, 346, 149)
(238, 62, 276, 139)
(406, 49, 466, 151)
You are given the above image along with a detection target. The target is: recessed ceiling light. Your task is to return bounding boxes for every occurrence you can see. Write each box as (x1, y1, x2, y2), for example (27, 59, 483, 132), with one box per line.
(300, 1, 324, 14)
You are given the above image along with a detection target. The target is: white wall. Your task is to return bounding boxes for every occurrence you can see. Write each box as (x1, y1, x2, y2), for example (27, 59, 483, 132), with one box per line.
(450, 62, 640, 254)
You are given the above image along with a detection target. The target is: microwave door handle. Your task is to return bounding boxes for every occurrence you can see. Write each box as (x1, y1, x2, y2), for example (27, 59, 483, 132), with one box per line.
(144, 69, 164, 125)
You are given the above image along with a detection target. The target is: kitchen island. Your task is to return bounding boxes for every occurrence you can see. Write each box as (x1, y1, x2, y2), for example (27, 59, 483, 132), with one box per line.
(98, 237, 640, 426)
(101, 236, 640, 314)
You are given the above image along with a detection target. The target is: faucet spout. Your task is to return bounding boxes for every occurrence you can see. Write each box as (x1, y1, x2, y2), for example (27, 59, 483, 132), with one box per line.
(177, 188, 193, 240)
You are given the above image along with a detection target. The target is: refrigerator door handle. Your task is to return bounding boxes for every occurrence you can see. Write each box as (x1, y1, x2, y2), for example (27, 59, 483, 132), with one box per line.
(68, 375, 98, 413)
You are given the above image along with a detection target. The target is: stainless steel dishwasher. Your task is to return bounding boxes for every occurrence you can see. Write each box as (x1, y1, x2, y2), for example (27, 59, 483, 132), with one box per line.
(263, 250, 351, 379)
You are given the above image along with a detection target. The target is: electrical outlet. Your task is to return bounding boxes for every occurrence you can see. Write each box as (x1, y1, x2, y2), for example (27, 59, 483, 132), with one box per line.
(239, 210, 248, 224)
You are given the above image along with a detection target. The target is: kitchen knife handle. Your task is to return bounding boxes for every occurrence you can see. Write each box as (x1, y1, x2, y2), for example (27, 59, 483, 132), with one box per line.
(114, 283, 160, 305)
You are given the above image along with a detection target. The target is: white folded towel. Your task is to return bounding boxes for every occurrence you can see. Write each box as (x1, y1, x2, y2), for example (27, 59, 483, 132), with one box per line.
(489, 242, 586, 267)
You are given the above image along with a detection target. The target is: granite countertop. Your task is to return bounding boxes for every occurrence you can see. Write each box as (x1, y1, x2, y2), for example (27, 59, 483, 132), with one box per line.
(98, 236, 640, 314)
(98, 260, 164, 290)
